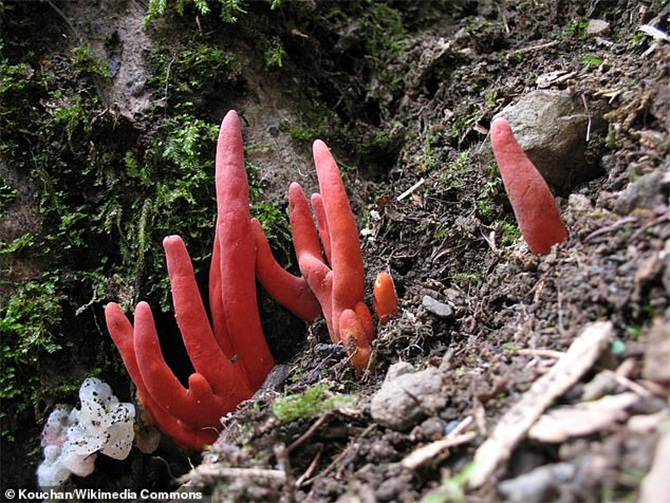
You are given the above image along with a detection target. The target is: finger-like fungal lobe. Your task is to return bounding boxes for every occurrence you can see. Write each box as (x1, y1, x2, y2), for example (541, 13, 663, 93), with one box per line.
(490, 117, 568, 255)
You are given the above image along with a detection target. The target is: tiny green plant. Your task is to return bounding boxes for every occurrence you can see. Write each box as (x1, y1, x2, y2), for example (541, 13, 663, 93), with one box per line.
(578, 53, 603, 70)
(626, 325, 642, 340)
(499, 221, 522, 246)
(420, 462, 476, 503)
(421, 131, 442, 172)
(265, 37, 286, 69)
(477, 168, 502, 220)
(454, 271, 480, 283)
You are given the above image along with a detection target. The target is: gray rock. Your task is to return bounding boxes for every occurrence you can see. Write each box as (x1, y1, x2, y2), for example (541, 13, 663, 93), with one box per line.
(422, 295, 454, 319)
(371, 367, 445, 431)
(384, 361, 415, 384)
(642, 320, 670, 383)
(613, 171, 665, 214)
(494, 90, 600, 193)
(498, 462, 576, 502)
(587, 19, 610, 37)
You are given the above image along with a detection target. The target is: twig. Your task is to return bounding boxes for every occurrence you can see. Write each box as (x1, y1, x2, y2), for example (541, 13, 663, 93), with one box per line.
(401, 431, 477, 470)
(585, 216, 637, 242)
(630, 213, 669, 241)
(397, 178, 425, 202)
(163, 56, 176, 112)
(45, 0, 106, 104)
(46, 0, 79, 41)
(448, 415, 474, 437)
(274, 444, 296, 503)
(287, 415, 328, 453)
(306, 342, 344, 380)
(581, 94, 592, 142)
(303, 424, 376, 486)
(557, 284, 565, 334)
(296, 447, 322, 487)
(514, 40, 560, 54)
(467, 321, 613, 489)
(497, 4, 509, 33)
(180, 463, 287, 484)
(516, 348, 566, 359)
(613, 374, 653, 398)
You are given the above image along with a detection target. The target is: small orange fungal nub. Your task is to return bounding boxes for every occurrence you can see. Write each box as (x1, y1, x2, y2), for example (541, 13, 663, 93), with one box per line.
(339, 308, 372, 370)
(373, 272, 399, 325)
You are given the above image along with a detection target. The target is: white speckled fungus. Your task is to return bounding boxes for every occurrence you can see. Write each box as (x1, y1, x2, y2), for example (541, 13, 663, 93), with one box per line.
(37, 378, 136, 489)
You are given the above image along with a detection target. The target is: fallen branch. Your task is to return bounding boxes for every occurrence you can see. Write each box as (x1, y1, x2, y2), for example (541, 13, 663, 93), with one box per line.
(467, 321, 613, 489)
(402, 431, 477, 470)
(528, 392, 640, 443)
(180, 463, 287, 484)
(639, 426, 670, 503)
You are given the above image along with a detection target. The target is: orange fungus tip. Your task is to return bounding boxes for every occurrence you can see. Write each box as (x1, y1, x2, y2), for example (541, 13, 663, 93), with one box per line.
(339, 308, 372, 370)
(373, 272, 399, 325)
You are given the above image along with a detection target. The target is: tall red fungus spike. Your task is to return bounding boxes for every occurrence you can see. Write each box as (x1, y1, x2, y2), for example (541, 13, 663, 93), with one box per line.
(106, 111, 278, 450)
(286, 141, 375, 369)
(210, 111, 274, 389)
(490, 117, 568, 255)
(106, 110, 381, 450)
(105, 303, 219, 450)
(105, 234, 258, 450)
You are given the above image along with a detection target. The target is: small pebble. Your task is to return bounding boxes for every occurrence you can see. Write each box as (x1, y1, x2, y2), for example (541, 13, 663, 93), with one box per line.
(587, 19, 610, 37)
(422, 295, 453, 319)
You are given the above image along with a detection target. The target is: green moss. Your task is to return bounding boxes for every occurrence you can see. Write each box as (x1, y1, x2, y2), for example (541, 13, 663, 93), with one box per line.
(499, 222, 522, 246)
(147, 41, 240, 108)
(0, 183, 17, 216)
(145, 0, 247, 25)
(264, 37, 286, 69)
(71, 43, 110, 79)
(439, 149, 472, 188)
(271, 384, 355, 423)
(0, 60, 32, 93)
(563, 17, 589, 40)
(453, 271, 480, 283)
(288, 98, 344, 143)
(0, 278, 64, 440)
(422, 132, 441, 172)
(51, 92, 94, 148)
(445, 105, 484, 145)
